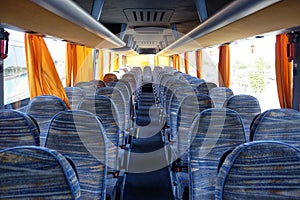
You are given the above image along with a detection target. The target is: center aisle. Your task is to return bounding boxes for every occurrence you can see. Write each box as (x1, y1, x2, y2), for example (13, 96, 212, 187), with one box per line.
(123, 83, 174, 200)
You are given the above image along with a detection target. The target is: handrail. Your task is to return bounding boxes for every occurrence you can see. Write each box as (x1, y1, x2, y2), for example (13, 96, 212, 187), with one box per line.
(157, 0, 280, 55)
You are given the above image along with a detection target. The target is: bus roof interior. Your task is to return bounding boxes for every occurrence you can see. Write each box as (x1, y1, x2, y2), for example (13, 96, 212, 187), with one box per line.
(1, 0, 300, 55)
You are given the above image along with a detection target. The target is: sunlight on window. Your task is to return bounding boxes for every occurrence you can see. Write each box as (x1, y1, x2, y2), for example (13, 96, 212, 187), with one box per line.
(230, 35, 280, 111)
(202, 47, 219, 84)
(4, 29, 29, 104)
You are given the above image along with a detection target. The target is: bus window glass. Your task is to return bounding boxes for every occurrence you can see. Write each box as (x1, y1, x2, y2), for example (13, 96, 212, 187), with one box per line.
(4, 29, 29, 105)
(202, 47, 219, 84)
(230, 35, 280, 111)
(188, 51, 197, 77)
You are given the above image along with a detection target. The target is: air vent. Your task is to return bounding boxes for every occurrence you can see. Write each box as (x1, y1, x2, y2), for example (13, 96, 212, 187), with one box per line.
(124, 9, 174, 24)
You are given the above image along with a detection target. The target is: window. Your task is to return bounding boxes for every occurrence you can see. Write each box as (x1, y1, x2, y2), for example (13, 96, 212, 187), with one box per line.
(230, 35, 280, 111)
(4, 29, 29, 104)
(202, 47, 219, 84)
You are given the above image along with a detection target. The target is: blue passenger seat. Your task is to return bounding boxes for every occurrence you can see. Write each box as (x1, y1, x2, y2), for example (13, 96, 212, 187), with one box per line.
(188, 108, 246, 200)
(209, 87, 234, 108)
(79, 95, 127, 199)
(26, 95, 68, 146)
(216, 141, 300, 200)
(223, 94, 261, 141)
(64, 86, 85, 109)
(45, 110, 107, 199)
(250, 108, 300, 148)
(0, 109, 40, 148)
(0, 146, 81, 199)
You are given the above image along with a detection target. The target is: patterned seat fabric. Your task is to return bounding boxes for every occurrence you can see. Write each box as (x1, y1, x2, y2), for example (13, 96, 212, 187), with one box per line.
(45, 110, 107, 199)
(75, 81, 97, 96)
(78, 95, 122, 198)
(223, 94, 261, 141)
(96, 87, 128, 133)
(0, 146, 81, 199)
(216, 141, 300, 200)
(172, 93, 214, 150)
(168, 86, 198, 138)
(188, 108, 246, 200)
(250, 108, 300, 148)
(197, 82, 218, 95)
(64, 86, 85, 109)
(209, 87, 234, 108)
(0, 109, 40, 148)
(26, 95, 68, 146)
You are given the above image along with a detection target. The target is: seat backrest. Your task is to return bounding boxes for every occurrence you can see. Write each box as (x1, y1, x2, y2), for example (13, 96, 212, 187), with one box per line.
(223, 94, 261, 141)
(122, 73, 138, 96)
(164, 80, 189, 119)
(0, 109, 40, 148)
(108, 81, 132, 128)
(250, 108, 300, 148)
(96, 87, 128, 132)
(78, 95, 121, 170)
(45, 110, 107, 199)
(189, 108, 246, 200)
(209, 87, 234, 108)
(197, 82, 218, 95)
(171, 94, 214, 172)
(75, 81, 97, 96)
(90, 79, 106, 88)
(189, 78, 205, 87)
(0, 146, 81, 199)
(216, 141, 300, 200)
(64, 86, 85, 109)
(143, 66, 153, 83)
(26, 95, 68, 146)
(167, 85, 196, 128)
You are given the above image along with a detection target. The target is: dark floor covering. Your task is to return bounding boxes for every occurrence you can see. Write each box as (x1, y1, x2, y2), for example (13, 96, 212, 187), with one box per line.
(123, 84, 174, 200)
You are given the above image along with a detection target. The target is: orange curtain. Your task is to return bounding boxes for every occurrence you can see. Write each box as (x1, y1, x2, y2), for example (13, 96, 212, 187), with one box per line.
(154, 55, 159, 66)
(25, 34, 70, 108)
(65, 43, 93, 85)
(65, 43, 77, 86)
(184, 52, 189, 74)
(122, 55, 126, 67)
(172, 54, 181, 71)
(113, 53, 119, 71)
(218, 44, 230, 87)
(76, 45, 93, 83)
(97, 50, 104, 80)
(275, 34, 293, 108)
(108, 52, 112, 72)
(195, 50, 203, 78)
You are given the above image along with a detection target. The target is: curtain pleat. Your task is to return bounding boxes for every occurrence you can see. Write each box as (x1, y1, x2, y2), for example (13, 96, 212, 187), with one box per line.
(275, 33, 293, 108)
(75, 45, 93, 83)
(154, 55, 159, 66)
(65, 43, 77, 86)
(66, 43, 93, 85)
(25, 34, 70, 108)
(184, 52, 189, 74)
(172, 54, 181, 71)
(218, 44, 230, 87)
(195, 50, 203, 78)
(108, 52, 112, 72)
(114, 53, 119, 71)
(97, 50, 104, 80)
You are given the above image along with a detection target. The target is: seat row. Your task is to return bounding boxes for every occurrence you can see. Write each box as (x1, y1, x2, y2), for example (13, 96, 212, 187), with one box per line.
(151, 66, 300, 199)
(0, 66, 164, 199)
(0, 109, 110, 199)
